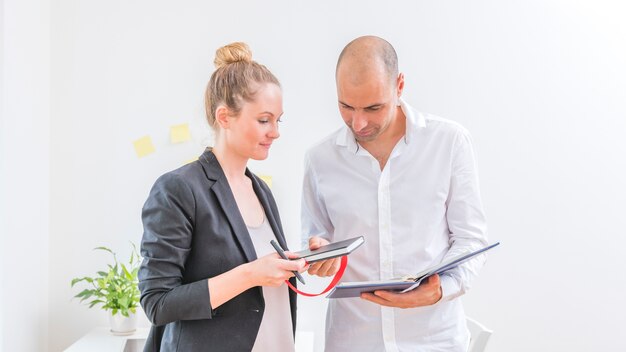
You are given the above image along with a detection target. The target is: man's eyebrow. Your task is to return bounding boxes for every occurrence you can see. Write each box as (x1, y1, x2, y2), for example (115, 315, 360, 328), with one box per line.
(339, 101, 385, 109)
(364, 103, 384, 109)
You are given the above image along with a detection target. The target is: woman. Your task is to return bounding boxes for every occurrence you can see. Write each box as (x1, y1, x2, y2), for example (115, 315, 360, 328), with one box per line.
(138, 42, 307, 352)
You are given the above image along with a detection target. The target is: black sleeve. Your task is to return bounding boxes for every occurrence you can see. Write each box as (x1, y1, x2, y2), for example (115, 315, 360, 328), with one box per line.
(138, 172, 214, 326)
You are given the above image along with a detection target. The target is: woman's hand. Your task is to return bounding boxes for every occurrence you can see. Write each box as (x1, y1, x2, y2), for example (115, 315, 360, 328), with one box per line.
(246, 252, 308, 287)
(208, 252, 307, 309)
(306, 236, 342, 277)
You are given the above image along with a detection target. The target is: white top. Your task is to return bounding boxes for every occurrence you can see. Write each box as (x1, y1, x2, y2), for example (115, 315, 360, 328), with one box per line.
(301, 100, 488, 352)
(248, 216, 295, 352)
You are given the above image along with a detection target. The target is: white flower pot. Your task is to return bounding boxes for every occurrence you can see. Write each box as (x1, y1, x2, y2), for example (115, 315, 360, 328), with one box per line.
(109, 311, 137, 336)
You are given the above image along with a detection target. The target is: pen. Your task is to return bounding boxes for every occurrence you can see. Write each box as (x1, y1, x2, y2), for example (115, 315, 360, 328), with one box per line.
(270, 239, 306, 285)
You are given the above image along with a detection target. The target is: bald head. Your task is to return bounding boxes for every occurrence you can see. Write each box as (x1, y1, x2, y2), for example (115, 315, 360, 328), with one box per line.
(336, 36, 398, 84)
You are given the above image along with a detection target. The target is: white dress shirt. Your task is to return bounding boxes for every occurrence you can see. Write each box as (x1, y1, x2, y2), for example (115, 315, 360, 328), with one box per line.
(301, 100, 488, 352)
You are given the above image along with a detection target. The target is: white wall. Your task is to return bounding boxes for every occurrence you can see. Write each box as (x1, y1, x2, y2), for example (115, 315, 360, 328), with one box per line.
(1, 0, 50, 351)
(42, 0, 626, 351)
(0, 0, 4, 347)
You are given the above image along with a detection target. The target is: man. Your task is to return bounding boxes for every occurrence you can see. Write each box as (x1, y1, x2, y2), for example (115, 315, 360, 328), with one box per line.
(301, 36, 488, 351)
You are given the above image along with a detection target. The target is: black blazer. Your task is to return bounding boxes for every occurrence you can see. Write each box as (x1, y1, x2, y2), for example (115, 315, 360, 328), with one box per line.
(139, 148, 297, 351)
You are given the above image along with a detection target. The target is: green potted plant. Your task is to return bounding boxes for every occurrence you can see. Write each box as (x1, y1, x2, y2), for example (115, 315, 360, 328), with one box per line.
(71, 243, 142, 335)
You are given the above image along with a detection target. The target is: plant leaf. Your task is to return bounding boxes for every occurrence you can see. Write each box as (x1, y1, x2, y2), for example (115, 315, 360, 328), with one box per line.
(79, 291, 95, 302)
(94, 246, 114, 254)
(119, 296, 129, 308)
(88, 300, 104, 308)
(74, 289, 91, 298)
(122, 264, 132, 280)
(71, 277, 85, 287)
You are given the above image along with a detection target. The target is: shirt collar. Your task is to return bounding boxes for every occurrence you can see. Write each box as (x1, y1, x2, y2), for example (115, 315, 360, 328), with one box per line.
(335, 98, 426, 150)
(400, 98, 426, 144)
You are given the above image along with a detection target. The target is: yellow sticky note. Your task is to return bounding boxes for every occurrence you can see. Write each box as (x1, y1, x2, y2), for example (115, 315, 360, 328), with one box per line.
(258, 175, 272, 189)
(170, 123, 191, 144)
(133, 135, 155, 158)
(184, 157, 199, 165)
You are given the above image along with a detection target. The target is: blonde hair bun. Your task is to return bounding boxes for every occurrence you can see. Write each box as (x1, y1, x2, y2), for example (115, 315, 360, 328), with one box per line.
(214, 42, 253, 69)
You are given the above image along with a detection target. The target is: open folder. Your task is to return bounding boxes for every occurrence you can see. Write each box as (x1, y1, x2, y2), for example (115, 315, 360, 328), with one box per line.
(327, 242, 500, 299)
(292, 236, 365, 263)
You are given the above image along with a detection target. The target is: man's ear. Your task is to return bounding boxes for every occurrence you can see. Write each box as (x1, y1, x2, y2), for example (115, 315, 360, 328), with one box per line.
(396, 73, 405, 99)
(215, 106, 230, 129)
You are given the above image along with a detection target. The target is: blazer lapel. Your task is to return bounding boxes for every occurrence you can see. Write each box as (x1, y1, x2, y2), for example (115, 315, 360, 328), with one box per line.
(199, 148, 258, 263)
(248, 170, 289, 251)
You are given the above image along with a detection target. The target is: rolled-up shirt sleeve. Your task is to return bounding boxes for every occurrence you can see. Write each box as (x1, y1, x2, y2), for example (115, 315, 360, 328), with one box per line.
(440, 129, 489, 301)
(138, 173, 214, 326)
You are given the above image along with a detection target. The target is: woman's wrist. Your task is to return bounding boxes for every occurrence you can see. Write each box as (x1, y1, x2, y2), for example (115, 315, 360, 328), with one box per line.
(239, 262, 256, 288)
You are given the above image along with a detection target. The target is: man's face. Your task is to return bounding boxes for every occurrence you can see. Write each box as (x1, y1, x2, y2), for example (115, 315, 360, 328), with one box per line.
(336, 71, 400, 143)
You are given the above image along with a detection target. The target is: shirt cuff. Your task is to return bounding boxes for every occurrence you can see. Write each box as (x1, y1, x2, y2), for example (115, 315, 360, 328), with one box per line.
(439, 274, 464, 302)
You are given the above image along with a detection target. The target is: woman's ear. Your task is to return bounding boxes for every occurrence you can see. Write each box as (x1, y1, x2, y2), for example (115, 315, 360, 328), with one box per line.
(215, 106, 230, 129)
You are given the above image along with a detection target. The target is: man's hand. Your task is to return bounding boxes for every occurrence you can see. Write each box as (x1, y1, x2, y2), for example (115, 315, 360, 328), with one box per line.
(306, 236, 342, 277)
(360, 274, 443, 308)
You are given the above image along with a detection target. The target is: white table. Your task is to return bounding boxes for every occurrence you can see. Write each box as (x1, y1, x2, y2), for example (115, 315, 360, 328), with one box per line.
(65, 327, 314, 352)
(64, 327, 149, 352)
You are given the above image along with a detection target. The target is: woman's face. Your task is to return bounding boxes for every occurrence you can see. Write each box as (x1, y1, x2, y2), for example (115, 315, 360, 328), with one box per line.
(223, 83, 283, 161)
